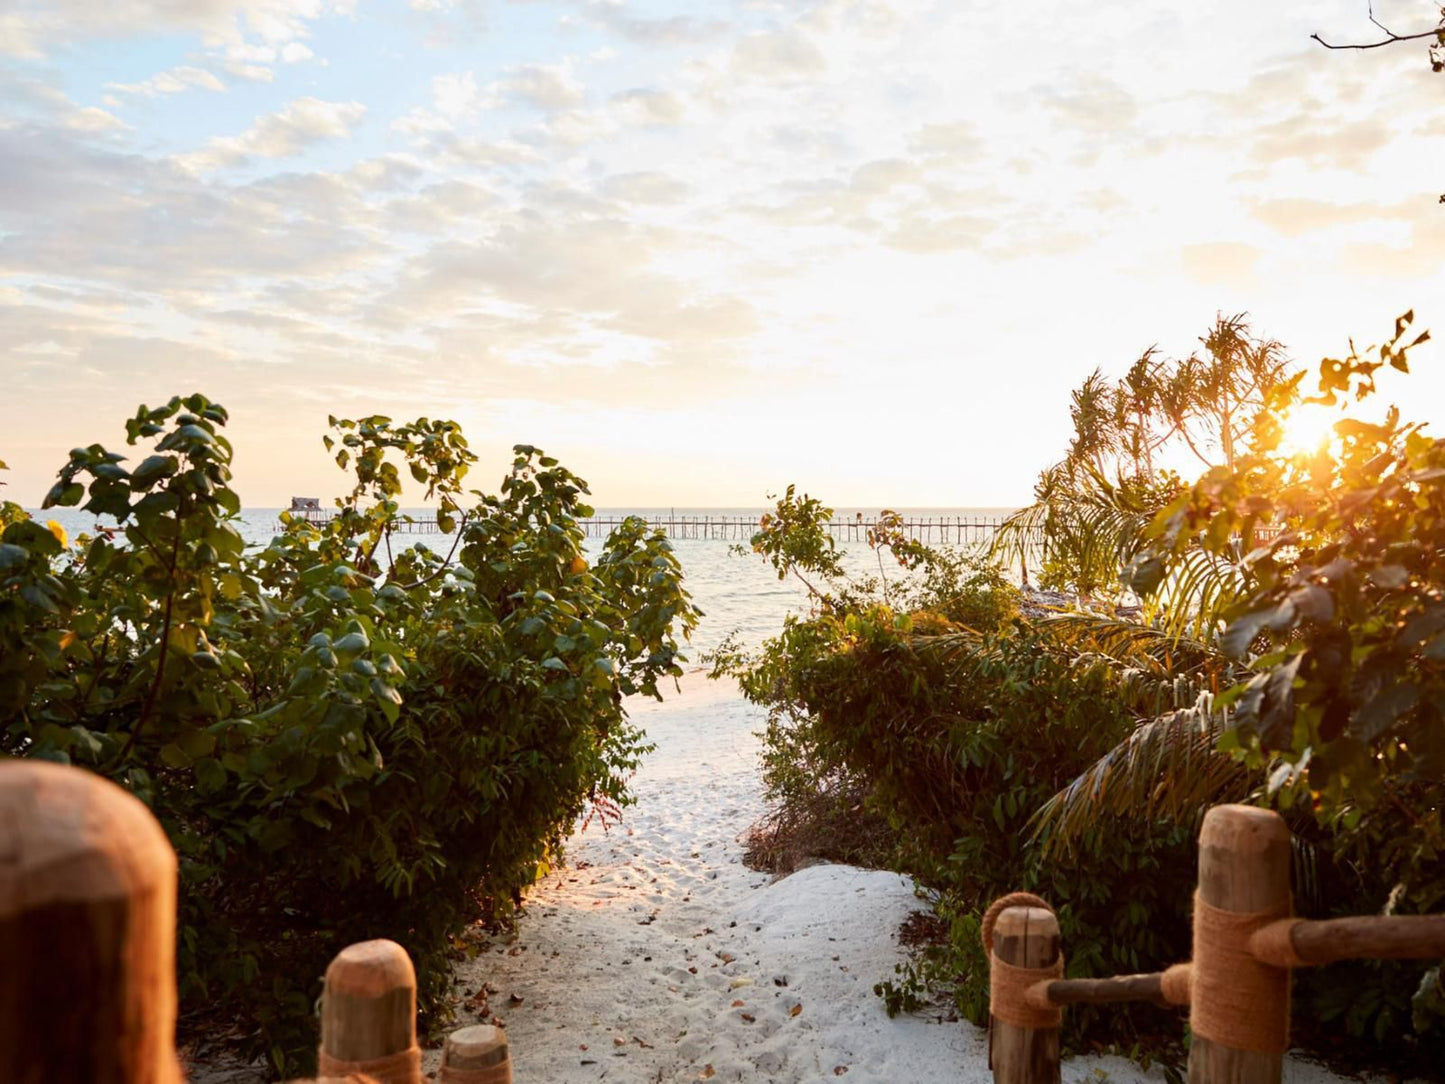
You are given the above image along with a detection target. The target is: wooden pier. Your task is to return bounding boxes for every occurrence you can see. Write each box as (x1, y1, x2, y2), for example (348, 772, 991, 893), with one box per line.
(281, 512, 1026, 544)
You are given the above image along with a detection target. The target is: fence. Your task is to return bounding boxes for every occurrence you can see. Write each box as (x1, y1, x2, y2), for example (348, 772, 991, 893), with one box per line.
(0, 759, 509, 1084)
(280, 510, 1033, 546)
(16, 762, 1432, 1084)
(984, 803, 1445, 1084)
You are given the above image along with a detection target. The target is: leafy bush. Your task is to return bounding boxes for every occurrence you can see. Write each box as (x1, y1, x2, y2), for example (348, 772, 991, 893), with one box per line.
(1116, 314, 1445, 1061)
(0, 396, 699, 1075)
(731, 314, 1445, 1074)
(715, 494, 1194, 1054)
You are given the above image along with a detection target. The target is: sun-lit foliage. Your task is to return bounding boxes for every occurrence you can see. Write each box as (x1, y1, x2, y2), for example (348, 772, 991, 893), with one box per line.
(994, 315, 1298, 617)
(727, 313, 1445, 1069)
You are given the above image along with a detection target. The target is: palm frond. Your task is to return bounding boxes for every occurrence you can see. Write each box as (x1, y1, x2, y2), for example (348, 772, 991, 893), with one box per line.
(1043, 612, 1215, 672)
(993, 463, 1162, 596)
(1031, 690, 1251, 856)
(1140, 545, 1251, 644)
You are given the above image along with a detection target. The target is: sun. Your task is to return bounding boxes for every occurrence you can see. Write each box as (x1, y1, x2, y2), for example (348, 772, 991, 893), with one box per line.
(1277, 402, 1339, 458)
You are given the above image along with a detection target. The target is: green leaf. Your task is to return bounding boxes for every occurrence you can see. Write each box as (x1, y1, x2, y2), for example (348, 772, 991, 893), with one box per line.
(1286, 584, 1334, 623)
(1368, 565, 1409, 589)
(333, 631, 369, 653)
(42, 481, 85, 508)
(1349, 683, 1418, 743)
(370, 676, 403, 703)
(0, 543, 29, 571)
(159, 743, 193, 769)
(129, 454, 179, 491)
(179, 729, 217, 758)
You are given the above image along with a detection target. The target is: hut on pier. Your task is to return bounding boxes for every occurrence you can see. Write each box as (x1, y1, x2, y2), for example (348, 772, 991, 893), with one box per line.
(288, 496, 326, 523)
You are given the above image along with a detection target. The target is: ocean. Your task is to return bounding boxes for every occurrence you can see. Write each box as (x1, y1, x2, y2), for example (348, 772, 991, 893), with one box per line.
(31, 506, 1018, 661)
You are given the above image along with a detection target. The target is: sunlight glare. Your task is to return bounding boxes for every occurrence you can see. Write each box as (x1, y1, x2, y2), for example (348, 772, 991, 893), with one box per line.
(1278, 402, 1339, 458)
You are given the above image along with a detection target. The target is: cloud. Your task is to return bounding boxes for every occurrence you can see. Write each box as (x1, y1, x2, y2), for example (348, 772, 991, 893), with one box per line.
(909, 121, 984, 158)
(106, 65, 226, 97)
(578, 2, 728, 46)
(383, 180, 496, 234)
(885, 213, 993, 253)
(0, 12, 42, 57)
(348, 154, 427, 191)
(0, 0, 348, 57)
(600, 172, 690, 205)
(377, 207, 758, 365)
(1248, 114, 1393, 168)
(731, 29, 828, 81)
(64, 107, 129, 132)
(1335, 197, 1445, 277)
(226, 62, 275, 82)
(0, 127, 382, 289)
(850, 158, 920, 195)
(1034, 74, 1139, 135)
(1180, 241, 1261, 286)
(609, 88, 685, 126)
(740, 153, 1006, 253)
(1250, 197, 1405, 237)
(432, 71, 480, 119)
(179, 97, 366, 171)
(495, 62, 586, 111)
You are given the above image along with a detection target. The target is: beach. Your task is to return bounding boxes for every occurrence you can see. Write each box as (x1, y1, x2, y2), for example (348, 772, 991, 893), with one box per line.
(410, 674, 1357, 1084)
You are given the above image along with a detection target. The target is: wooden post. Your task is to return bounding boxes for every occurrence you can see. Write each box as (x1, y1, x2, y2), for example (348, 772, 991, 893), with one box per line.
(440, 1024, 512, 1083)
(319, 940, 422, 1084)
(0, 759, 183, 1083)
(990, 906, 1061, 1084)
(1187, 805, 1291, 1084)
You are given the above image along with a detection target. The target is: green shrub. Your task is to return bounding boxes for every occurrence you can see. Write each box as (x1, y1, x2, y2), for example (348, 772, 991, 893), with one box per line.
(0, 397, 699, 1075)
(719, 599, 1195, 1053)
(1122, 316, 1445, 1063)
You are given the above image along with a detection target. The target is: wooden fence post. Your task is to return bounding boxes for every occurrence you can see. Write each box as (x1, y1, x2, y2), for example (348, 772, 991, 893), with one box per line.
(440, 1023, 512, 1083)
(990, 904, 1061, 1084)
(318, 940, 423, 1084)
(1187, 804, 1292, 1084)
(0, 759, 183, 1083)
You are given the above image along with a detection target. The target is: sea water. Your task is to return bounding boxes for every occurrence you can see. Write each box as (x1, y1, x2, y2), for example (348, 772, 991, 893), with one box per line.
(30, 506, 1016, 660)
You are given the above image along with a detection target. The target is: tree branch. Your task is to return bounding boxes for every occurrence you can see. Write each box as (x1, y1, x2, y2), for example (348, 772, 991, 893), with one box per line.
(391, 513, 469, 591)
(1311, 27, 1440, 51)
(116, 517, 182, 763)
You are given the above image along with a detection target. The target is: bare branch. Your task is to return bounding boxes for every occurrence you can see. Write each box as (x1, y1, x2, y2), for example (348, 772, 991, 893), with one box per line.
(1311, 26, 1441, 52)
(1368, 0, 1395, 37)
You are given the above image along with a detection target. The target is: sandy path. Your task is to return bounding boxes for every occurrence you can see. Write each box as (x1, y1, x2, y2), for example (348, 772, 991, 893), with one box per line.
(434, 678, 1173, 1084)
(434, 676, 986, 1082)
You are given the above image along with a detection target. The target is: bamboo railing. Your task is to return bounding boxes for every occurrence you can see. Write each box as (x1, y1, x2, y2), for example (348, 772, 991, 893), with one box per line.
(985, 804, 1445, 1084)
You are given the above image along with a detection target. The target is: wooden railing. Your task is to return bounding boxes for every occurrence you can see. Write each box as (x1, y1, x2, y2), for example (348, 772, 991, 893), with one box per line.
(984, 804, 1445, 1084)
(0, 759, 511, 1084)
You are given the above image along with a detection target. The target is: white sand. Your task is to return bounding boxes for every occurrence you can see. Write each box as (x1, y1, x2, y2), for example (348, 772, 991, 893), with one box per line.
(436, 675, 997, 1083)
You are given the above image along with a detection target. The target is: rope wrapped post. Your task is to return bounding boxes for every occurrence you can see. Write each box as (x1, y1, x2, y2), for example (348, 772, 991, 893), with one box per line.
(440, 1023, 512, 1083)
(1187, 804, 1292, 1084)
(985, 894, 1062, 1084)
(318, 939, 423, 1084)
(0, 759, 184, 1083)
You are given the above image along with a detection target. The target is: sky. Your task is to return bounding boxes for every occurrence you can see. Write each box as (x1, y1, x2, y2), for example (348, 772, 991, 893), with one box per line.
(2, 0, 1444, 508)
